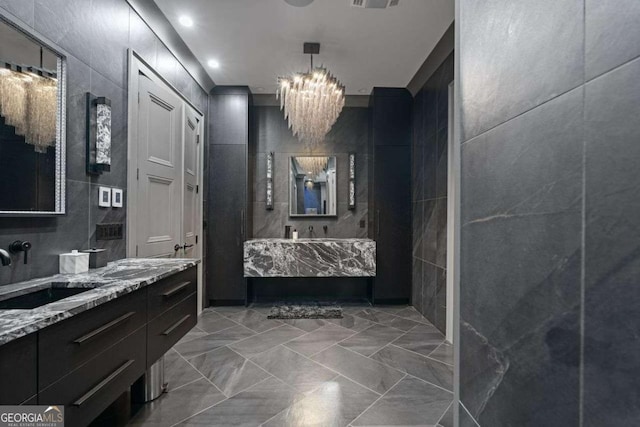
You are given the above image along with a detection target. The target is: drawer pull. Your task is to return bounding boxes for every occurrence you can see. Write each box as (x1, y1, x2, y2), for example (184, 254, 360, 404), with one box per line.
(73, 312, 136, 345)
(162, 315, 191, 336)
(161, 281, 191, 299)
(73, 359, 134, 407)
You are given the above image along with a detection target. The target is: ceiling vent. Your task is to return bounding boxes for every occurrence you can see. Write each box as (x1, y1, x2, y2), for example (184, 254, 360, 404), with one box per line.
(350, 0, 399, 8)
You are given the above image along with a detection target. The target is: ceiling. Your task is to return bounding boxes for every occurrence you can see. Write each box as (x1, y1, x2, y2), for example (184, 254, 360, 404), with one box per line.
(153, 0, 454, 95)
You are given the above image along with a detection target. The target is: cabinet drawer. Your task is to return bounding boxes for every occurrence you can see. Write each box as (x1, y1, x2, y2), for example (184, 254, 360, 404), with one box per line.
(38, 289, 147, 390)
(147, 267, 197, 321)
(0, 334, 37, 405)
(147, 292, 197, 366)
(39, 327, 145, 427)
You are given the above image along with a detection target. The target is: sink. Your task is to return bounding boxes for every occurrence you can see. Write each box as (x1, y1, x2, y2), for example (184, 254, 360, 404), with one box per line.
(0, 286, 92, 309)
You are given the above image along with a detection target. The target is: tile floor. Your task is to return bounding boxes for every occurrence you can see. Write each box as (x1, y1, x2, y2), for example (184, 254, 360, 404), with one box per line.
(128, 305, 454, 427)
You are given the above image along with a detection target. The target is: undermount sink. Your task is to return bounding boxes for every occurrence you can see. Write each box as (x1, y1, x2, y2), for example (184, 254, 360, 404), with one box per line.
(0, 285, 92, 309)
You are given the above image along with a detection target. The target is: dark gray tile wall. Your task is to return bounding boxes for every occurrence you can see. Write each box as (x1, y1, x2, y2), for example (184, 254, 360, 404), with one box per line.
(412, 53, 453, 333)
(251, 106, 369, 238)
(0, 1, 208, 286)
(458, 1, 640, 426)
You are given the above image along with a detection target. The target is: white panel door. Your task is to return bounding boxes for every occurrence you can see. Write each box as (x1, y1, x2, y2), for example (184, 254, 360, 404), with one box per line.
(136, 73, 183, 258)
(181, 106, 201, 259)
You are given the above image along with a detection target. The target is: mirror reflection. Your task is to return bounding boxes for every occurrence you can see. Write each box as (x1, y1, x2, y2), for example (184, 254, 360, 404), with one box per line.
(289, 156, 337, 217)
(0, 19, 64, 214)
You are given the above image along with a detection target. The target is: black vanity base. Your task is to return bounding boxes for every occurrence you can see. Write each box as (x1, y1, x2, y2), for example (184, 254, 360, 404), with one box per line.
(245, 277, 374, 305)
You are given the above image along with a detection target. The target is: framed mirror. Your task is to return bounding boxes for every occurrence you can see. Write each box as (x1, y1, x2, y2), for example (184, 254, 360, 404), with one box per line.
(0, 18, 66, 216)
(289, 156, 337, 217)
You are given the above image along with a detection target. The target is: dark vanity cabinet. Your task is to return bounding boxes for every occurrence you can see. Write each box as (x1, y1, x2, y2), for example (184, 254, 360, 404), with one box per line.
(369, 88, 412, 303)
(207, 86, 252, 305)
(0, 334, 37, 405)
(0, 266, 197, 427)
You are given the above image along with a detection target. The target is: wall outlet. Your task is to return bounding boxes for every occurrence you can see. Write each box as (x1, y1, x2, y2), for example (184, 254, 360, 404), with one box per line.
(359, 220, 366, 228)
(96, 223, 123, 240)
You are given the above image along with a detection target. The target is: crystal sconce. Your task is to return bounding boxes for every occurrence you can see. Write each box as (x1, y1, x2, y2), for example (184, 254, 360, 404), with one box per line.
(266, 151, 274, 210)
(348, 153, 356, 210)
(86, 93, 111, 175)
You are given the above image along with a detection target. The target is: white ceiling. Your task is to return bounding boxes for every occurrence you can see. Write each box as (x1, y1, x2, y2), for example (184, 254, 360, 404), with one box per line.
(154, 0, 454, 95)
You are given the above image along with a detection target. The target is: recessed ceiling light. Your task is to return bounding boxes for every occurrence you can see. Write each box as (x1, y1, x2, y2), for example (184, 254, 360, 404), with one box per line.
(255, 87, 265, 92)
(358, 88, 369, 94)
(179, 16, 193, 27)
(207, 59, 220, 69)
(284, 0, 314, 6)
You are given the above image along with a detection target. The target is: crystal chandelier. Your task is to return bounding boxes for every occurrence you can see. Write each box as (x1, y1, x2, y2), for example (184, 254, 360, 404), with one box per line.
(276, 43, 345, 146)
(0, 67, 57, 153)
(295, 156, 328, 177)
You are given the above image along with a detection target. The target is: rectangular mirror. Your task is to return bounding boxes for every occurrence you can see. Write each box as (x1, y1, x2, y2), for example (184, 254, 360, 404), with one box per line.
(289, 156, 337, 217)
(0, 18, 66, 216)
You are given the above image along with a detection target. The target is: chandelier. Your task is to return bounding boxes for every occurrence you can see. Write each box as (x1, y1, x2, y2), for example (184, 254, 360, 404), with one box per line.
(0, 66, 57, 153)
(276, 43, 345, 146)
(295, 156, 328, 177)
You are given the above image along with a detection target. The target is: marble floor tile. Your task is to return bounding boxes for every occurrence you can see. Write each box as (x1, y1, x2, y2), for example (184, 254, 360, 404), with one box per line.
(371, 345, 453, 391)
(393, 324, 445, 357)
(285, 324, 357, 357)
(174, 325, 256, 359)
(326, 313, 375, 332)
(177, 377, 299, 426)
(224, 309, 283, 333)
(437, 403, 454, 427)
(354, 308, 398, 324)
(188, 346, 271, 397)
(429, 342, 454, 366)
(229, 325, 306, 358)
(210, 306, 251, 315)
(164, 349, 204, 390)
(355, 309, 421, 332)
(339, 324, 405, 357)
(279, 318, 326, 332)
(263, 375, 379, 427)
(251, 345, 337, 392)
(128, 378, 226, 426)
(176, 328, 208, 346)
(371, 305, 411, 314)
(352, 377, 452, 426)
(312, 345, 404, 395)
(196, 311, 239, 334)
(394, 307, 430, 324)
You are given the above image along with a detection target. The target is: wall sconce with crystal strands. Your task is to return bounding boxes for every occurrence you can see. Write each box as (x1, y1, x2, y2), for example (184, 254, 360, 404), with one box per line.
(266, 151, 274, 210)
(348, 153, 356, 210)
(86, 93, 111, 174)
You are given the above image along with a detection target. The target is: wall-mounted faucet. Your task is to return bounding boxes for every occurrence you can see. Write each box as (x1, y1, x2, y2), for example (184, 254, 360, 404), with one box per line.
(308, 226, 314, 237)
(323, 225, 328, 235)
(0, 249, 11, 266)
(9, 240, 32, 264)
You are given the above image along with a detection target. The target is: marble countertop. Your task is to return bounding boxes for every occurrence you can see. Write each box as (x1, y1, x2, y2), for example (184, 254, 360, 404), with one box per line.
(245, 238, 375, 243)
(244, 238, 376, 277)
(0, 258, 199, 346)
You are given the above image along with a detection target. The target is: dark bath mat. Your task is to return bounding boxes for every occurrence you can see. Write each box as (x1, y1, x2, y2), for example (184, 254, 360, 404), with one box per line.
(268, 302, 343, 319)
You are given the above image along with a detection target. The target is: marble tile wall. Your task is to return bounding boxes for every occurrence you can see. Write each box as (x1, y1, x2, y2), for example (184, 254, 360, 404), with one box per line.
(251, 106, 369, 238)
(0, 0, 209, 286)
(457, 1, 640, 426)
(411, 53, 453, 334)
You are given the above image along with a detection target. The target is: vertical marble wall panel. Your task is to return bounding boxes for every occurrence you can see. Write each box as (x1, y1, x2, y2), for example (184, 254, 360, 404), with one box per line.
(459, 89, 583, 426)
(411, 52, 453, 333)
(0, 1, 208, 286)
(459, 0, 584, 141)
(585, 0, 640, 80)
(583, 57, 640, 426)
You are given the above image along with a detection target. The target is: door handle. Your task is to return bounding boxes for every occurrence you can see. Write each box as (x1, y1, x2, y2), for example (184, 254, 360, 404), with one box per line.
(174, 243, 194, 252)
